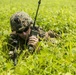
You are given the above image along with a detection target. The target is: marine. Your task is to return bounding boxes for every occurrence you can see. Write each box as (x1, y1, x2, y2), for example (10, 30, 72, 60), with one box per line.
(8, 11, 59, 65)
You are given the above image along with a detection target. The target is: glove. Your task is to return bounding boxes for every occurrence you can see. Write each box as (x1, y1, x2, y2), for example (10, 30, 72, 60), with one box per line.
(28, 35, 39, 53)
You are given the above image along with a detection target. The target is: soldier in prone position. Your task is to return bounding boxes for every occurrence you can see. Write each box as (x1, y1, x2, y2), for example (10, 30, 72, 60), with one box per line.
(8, 11, 59, 64)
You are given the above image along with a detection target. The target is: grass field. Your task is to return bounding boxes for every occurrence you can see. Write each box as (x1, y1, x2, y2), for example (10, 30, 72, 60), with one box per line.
(0, 0, 76, 75)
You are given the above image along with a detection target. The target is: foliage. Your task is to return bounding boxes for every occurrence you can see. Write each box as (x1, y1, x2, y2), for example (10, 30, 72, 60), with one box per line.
(0, 0, 76, 75)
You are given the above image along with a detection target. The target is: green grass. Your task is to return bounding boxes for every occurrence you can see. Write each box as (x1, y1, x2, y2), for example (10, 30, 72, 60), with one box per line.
(0, 0, 76, 75)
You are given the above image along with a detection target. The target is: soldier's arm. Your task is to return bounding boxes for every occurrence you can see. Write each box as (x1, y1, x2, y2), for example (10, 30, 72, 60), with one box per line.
(38, 28, 60, 44)
(38, 28, 59, 38)
(28, 27, 59, 52)
(45, 30, 59, 38)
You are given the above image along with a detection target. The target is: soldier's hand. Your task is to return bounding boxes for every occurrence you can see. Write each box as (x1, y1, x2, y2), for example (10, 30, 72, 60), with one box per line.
(28, 35, 39, 47)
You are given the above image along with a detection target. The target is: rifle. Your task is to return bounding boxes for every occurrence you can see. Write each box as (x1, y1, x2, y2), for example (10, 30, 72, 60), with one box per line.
(28, 0, 41, 53)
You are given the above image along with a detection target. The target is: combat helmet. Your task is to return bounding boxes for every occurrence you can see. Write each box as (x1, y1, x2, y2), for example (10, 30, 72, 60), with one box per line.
(10, 11, 33, 31)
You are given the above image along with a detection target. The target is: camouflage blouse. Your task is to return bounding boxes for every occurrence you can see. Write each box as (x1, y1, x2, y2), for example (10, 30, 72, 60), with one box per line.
(8, 26, 45, 51)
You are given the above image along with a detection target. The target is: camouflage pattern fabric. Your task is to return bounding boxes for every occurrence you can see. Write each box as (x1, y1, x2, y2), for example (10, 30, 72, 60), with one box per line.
(10, 11, 33, 31)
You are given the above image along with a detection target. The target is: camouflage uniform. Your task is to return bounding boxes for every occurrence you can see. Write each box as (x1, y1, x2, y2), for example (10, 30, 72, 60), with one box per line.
(8, 11, 58, 56)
